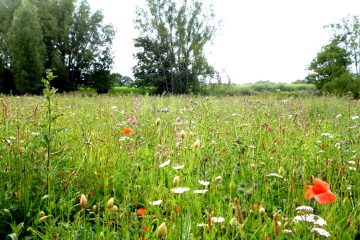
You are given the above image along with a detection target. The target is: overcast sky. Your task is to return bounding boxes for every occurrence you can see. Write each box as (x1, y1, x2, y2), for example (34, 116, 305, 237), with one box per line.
(88, 0, 360, 84)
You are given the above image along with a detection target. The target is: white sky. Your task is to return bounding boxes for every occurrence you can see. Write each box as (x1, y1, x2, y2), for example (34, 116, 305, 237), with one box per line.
(88, 0, 360, 84)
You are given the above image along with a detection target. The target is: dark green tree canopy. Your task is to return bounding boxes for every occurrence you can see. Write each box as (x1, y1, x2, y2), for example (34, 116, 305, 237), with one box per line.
(7, 0, 45, 94)
(0, 0, 115, 94)
(306, 39, 351, 90)
(133, 0, 217, 94)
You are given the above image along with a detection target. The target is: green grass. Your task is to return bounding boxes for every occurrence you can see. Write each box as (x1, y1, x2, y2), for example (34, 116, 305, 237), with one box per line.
(0, 94, 359, 239)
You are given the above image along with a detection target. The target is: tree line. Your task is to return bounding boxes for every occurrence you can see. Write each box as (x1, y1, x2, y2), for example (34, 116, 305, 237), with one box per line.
(0, 0, 217, 95)
(1, 0, 360, 96)
(0, 0, 115, 94)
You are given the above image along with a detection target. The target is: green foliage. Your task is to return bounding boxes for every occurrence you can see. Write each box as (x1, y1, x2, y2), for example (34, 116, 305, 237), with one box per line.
(323, 72, 360, 98)
(110, 73, 134, 87)
(306, 39, 351, 90)
(7, 0, 45, 94)
(0, 0, 115, 94)
(86, 69, 112, 94)
(133, 0, 217, 94)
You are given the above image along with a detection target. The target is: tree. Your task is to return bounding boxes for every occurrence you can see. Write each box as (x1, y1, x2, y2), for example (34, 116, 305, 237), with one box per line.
(36, 0, 75, 91)
(326, 15, 360, 74)
(69, 1, 115, 92)
(133, 0, 217, 94)
(306, 39, 351, 90)
(7, 0, 45, 94)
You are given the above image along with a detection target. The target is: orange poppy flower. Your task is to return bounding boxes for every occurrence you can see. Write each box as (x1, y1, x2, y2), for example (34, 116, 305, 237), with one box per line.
(121, 127, 132, 135)
(305, 178, 336, 204)
(137, 208, 147, 216)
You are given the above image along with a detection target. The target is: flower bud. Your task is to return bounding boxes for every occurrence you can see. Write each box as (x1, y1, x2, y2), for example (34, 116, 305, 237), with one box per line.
(179, 130, 186, 140)
(111, 205, 119, 212)
(107, 197, 115, 209)
(193, 139, 200, 150)
(157, 222, 167, 239)
(173, 176, 180, 187)
(79, 194, 87, 208)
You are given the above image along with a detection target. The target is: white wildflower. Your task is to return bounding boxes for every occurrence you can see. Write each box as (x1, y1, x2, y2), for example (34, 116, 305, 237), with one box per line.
(172, 165, 185, 170)
(119, 136, 130, 141)
(351, 116, 359, 120)
(321, 133, 334, 139)
(150, 200, 163, 206)
(335, 114, 342, 119)
(198, 180, 210, 186)
(266, 173, 283, 178)
(211, 217, 225, 223)
(283, 229, 293, 234)
(159, 160, 171, 168)
(296, 206, 314, 213)
(294, 214, 327, 226)
(311, 227, 331, 237)
(194, 189, 207, 194)
(171, 187, 190, 194)
(196, 223, 207, 227)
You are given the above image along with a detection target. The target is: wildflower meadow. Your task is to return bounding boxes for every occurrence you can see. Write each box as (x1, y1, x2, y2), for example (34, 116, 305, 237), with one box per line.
(0, 92, 359, 239)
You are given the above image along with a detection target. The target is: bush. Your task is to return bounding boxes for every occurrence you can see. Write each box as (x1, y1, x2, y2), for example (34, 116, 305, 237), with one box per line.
(323, 73, 360, 99)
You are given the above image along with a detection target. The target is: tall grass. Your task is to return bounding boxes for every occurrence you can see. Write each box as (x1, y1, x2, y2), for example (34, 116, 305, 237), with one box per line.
(0, 94, 359, 239)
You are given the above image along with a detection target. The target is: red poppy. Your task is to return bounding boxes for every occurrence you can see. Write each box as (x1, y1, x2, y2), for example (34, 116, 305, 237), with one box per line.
(305, 178, 336, 204)
(137, 208, 147, 216)
(121, 127, 132, 135)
